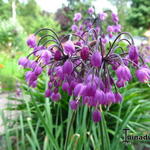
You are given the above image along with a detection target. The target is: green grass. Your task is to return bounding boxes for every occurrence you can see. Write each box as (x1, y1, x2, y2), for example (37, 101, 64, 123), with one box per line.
(1, 77, 150, 150)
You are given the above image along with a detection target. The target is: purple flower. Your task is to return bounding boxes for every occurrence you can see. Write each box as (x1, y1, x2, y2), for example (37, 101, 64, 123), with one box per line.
(92, 109, 101, 123)
(74, 83, 85, 97)
(75, 41, 82, 47)
(80, 46, 89, 60)
(30, 81, 37, 88)
(48, 82, 53, 88)
(29, 60, 37, 69)
(105, 91, 115, 105)
(116, 79, 126, 88)
(54, 50, 62, 60)
(34, 66, 42, 76)
(71, 24, 78, 32)
(83, 82, 97, 97)
(69, 100, 79, 110)
(95, 26, 100, 33)
(94, 89, 105, 105)
(55, 66, 64, 80)
(85, 74, 100, 86)
(107, 26, 114, 32)
(62, 60, 73, 75)
(45, 89, 52, 97)
(91, 51, 102, 67)
(116, 65, 132, 81)
(18, 57, 29, 68)
(27, 34, 36, 48)
(114, 92, 122, 103)
(136, 67, 150, 83)
(64, 40, 75, 55)
(79, 25, 83, 30)
(102, 37, 107, 44)
(41, 50, 51, 65)
(88, 97, 97, 107)
(88, 7, 94, 14)
(73, 13, 82, 22)
(129, 45, 138, 61)
(62, 82, 69, 91)
(109, 33, 113, 38)
(54, 88, 58, 93)
(70, 81, 77, 89)
(26, 72, 37, 86)
(67, 87, 73, 96)
(51, 92, 61, 101)
(112, 24, 121, 32)
(112, 12, 119, 23)
(34, 46, 45, 56)
(99, 12, 107, 21)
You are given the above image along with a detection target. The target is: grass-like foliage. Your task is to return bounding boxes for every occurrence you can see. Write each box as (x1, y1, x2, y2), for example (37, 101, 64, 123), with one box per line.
(0, 75, 150, 150)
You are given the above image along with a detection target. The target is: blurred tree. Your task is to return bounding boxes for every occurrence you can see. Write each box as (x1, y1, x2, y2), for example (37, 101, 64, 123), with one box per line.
(56, 0, 93, 32)
(0, 0, 60, 51)
(0, 0, 11, 20)
(16, 0, 60, 34)
(127, 0, 150, 30)
(67, 0, 92, 7)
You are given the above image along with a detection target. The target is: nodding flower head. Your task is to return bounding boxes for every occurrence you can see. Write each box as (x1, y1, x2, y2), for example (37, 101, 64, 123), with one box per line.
(88, 7, 94, 15)
(64, 40, 75, 55)
(62, 82, 69, 91)
(51, 92, 61, 101)
(113, 24, 121, 33)
(94, 89, 105, 105)
(92, 109, 101, 123)
(27, 34, 36, 48)
(71, 24, 78, 32)
(116, 79, 126, 88)
(73, 13, 82, 22)
(80, 46, 89, 60)
(41, 50, 52, 65)
(19, 7, 149, 122)
(91, 51, 102, 67)
(18, 57, 29, 68)
(69, 100, 79, 110)
(54, 50, 62, 61)
(34, 66, 42, 76)
(84, 82, 97, 97)
(74, 83, 85, 97)
(99, 12, 107, 21)
(107, 25, 114, 32)
(136, 67, 150, 83)
(116, 65, 132, 81)
(62, 60, 73, 75)
(129, 45, 138, 62)
(45, 89, 52, 97)
(105, 91, 115, 105)
(112, 12, 119, 24)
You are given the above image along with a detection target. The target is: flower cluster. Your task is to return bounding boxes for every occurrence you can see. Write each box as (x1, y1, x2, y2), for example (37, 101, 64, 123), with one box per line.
(19, 8, 150, 123)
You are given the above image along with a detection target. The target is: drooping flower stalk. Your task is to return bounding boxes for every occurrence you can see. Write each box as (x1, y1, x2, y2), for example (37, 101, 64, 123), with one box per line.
(19, 8, 150, 123)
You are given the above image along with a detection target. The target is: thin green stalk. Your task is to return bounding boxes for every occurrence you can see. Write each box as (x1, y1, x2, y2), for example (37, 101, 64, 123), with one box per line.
(99, 120, 104, 150)
(99, 111, 110, 150)
(64, 111, 76, 150)
(29, 89, 60, 150)
(20, 114, 26, 150)
(115, 101, 123, 134)
(1, 111, 12, 150)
